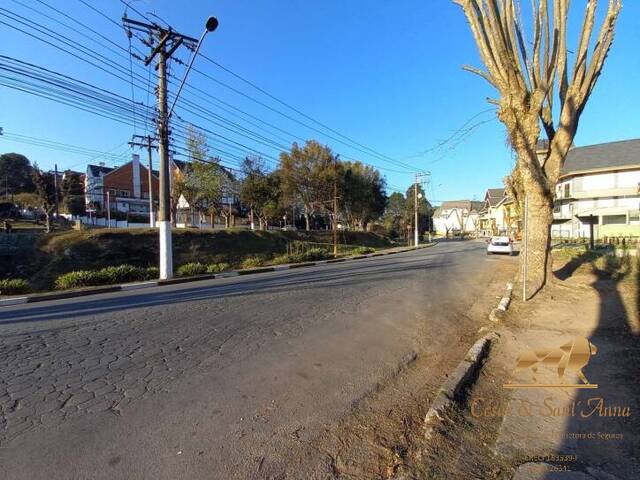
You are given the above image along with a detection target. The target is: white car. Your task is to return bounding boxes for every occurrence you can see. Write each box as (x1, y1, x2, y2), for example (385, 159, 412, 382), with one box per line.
(487, 236, 515, 255)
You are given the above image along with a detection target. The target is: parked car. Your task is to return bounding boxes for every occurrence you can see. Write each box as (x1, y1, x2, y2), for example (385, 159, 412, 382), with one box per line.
(487, 236, 515, 255)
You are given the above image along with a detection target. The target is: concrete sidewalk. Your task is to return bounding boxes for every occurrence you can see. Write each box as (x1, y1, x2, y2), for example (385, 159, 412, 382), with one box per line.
(493, 255, 639, 479)
(414, 251, 639, 479)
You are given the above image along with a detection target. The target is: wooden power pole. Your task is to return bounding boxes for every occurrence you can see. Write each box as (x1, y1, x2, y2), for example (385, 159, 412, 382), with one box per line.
(124, 16, 199, 279)
(333, 154, 341, 257)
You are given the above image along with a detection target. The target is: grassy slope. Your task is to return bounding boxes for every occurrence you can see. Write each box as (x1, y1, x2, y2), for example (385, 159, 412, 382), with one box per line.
(8, 228, 393, 289)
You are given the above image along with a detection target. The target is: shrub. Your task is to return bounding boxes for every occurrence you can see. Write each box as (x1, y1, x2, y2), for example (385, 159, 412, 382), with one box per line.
(206, 262, 231, 273)
(300, 247, 330, 261)
(176, 262, 208, 277)
(271, 254, 295, 265)
(351, 246, 375, 255)
(0, 279, 31, 296)
(271, 248, 330, 265)
(145, 267, 159, 279)
(101, 265, 153, 283)
(54, 264, 156, 289)
(241, 256, 265, 269)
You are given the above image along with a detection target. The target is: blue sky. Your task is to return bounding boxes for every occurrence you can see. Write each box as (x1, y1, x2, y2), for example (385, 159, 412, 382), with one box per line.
(1, 0, 638, 204)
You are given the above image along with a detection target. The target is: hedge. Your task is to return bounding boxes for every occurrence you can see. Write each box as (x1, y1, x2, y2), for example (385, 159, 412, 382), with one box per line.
(271, 248, 331, 265)
(55, 265, 158, 290)
(0, 279, 32, 296)
(176, 262, 208, 277)
(351, 246, 375, 255)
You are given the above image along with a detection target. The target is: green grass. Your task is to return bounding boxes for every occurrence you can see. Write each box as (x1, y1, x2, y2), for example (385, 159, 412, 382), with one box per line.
(0, 220, 46, 231)
(3, 228, 394, 291)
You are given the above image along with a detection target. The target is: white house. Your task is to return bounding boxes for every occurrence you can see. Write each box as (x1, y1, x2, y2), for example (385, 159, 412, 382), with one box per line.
(432, 200, 484, 236)
(84, 162, 114, 211)
(477, 188, 506, 236)
(551, 139, 640, 239)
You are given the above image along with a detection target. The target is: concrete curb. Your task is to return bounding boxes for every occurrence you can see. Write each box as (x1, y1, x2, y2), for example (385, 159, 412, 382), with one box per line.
(24, 286, 122, 304)
(121, 281, 158, 291)
(237, 267, 275, 276)
(489, 282, 514, 322)
(0, 242, 438, 307)
(325, 258, 347, 264)
(287, 262, 316, 269)
(424, 332, 498, 439)
(158, 273, 217, 286)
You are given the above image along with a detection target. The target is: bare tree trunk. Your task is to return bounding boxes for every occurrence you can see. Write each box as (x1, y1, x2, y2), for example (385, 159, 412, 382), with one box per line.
(45, 212, 51, 233)
(524, 189, 554, 298)
(455, 0, 622, 298)
(304, 213, 310, 231)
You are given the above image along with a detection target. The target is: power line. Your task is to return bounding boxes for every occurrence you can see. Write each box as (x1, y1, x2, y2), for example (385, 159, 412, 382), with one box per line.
(6, 2, 412, 178)
(402, 108, 496, 160)
(1, 132, 130, 164)
(1, 7, 301, 162)
(1, 4, 419, 181)
(186, 61, 416, 172)
(196, 52, 417, 170)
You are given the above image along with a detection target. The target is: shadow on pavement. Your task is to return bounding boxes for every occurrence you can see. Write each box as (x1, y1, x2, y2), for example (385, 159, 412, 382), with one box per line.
(549, 252, 640, 479)
(0, 258, 451, 327)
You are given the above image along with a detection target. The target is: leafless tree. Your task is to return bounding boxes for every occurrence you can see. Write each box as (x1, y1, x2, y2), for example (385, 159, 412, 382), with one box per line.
(455, 0, 622, 297)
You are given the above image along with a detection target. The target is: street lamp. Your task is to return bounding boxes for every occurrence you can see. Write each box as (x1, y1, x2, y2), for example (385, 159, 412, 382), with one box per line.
(168, 16, 219, 119)
(156, 15, 217, 280)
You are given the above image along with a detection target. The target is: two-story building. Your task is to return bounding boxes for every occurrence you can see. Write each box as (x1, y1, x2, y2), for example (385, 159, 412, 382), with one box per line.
(432, 200, 484, 237)
(552, 139, 640, 239)
(85, 154, 159, 215)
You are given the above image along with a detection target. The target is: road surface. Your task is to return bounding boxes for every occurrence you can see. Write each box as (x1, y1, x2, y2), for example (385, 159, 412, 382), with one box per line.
(0, 240, 515, 479)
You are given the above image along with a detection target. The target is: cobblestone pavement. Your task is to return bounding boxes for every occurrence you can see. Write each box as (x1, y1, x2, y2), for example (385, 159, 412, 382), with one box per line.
(0, 241, 515, 479)
(0, 280, 312, 446)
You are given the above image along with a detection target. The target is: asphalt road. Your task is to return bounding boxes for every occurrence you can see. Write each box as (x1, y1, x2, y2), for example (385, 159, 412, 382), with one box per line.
(0, 240, 515, 479)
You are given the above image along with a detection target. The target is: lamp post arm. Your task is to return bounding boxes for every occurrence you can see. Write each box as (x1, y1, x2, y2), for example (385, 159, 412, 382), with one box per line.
(168, 30, 207, 119)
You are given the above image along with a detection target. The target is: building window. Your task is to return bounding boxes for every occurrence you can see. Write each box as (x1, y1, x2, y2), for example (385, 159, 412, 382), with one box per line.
(118, 190, 130, 198)
(629, 212, 640, 223)
(563, 183, 570, 198)
(602, 215, 626, 225)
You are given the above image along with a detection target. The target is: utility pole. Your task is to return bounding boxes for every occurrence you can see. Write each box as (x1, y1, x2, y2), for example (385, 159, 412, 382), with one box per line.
(106, 190, 111, 228)
(0, 128, 7, 200)
(124, 15, 217, 279)
(130, 134, 158, 228)
(414, 174, 419, 247)
(413, 172, 430, 247)
(156, 45, 173, 277)
(333, 154, 340, 257)
(54, 163, 59, 223)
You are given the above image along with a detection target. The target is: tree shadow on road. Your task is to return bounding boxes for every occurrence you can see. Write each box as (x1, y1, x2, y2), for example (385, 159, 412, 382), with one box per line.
(548, 252, 640, 479)
(0, 259, 453, 327)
